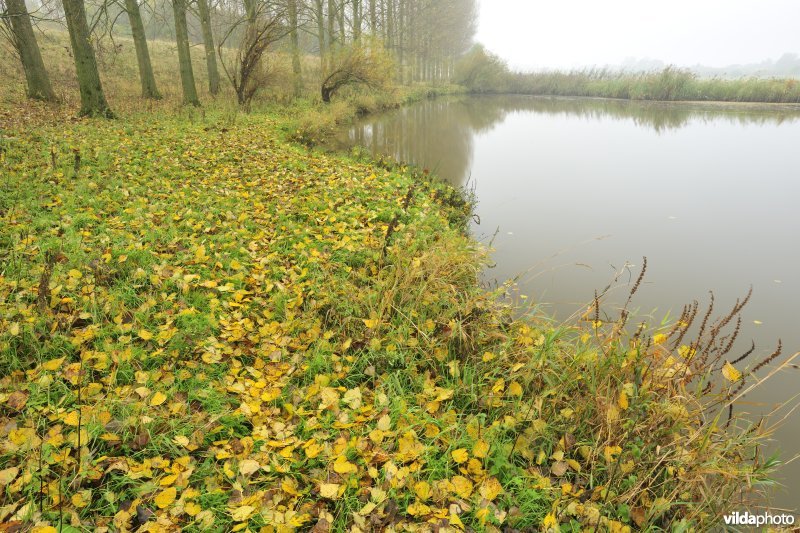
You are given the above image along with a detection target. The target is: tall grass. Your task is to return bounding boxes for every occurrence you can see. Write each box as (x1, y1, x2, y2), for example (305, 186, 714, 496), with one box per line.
(506, 67, 800, 103)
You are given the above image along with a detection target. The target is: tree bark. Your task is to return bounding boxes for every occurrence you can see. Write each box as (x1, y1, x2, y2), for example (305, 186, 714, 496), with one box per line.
(62, 0, 113, 116)
(171, 0, 199, 105)
(326, 0, 335, 52)
(6, 0, 57, 101)
(124, 0, 160, 98)
(369, 0, 376, 35)
(196, 0, 219, 95)
(314, 0, 326, 73)
(288, 0, 301, 96)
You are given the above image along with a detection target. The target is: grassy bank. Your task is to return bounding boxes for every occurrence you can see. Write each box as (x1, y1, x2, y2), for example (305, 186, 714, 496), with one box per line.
(506, 68, 800, 103)
(455, 48, 800, 103)
(0, 92, 790, 532)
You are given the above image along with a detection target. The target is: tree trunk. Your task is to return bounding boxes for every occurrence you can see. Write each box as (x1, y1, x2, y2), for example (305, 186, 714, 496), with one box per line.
(352, 0, 361, 41)
(124, 0, 160, 99)
(62, 0, 113, 117)
(369, 0, 375, 35)
(326, 0, 335, 51)
(196, 0, 219, 95)
(314, 0, 326, 73)
(337, 2, 344, 44)
(288, 0, 301, 96)
(6, 0, 57, 101)
(171, 0, 199, 105)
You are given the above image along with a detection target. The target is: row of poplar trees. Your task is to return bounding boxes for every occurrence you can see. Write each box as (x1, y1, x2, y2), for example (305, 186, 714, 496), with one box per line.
(2, 0, 477, 117)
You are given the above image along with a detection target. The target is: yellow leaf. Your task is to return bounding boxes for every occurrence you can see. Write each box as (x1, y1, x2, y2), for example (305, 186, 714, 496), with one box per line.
(150, 391, 167, 406)
(42, 356, 66, 371)
(239, 459, 260, 476)
(451, 448, 469, 464)
(139, 330, 154, 341)
(491, 378, 505, 394)
(618, 390, 629, 410)
(230, 505, 255, 522)
(451, 475, 473, 499)
(653, 333, 667, 345)
(376, 414, 391, 431)
(343, 387, 362, 409)
(319, 483, 341, 499)
(333, 456, 358, 475)
(8, 322, 20, 336)
(722, 361, 742, 382)
(71, 492, 89, 508)
(63, 410, 80, 426)
(305, 441, 322, 459)
(155, 487, 177, 509)
(507, 381, 523, 397)
(479, 477, 503, 501)
(473, 439, 490, 459)
(160, 474, 178, 486)
(567, 459, 581, 472)
(185, 502, 202, 517)
(0, 467, 19, 486)
(32, 527, 58, 533)
(413, 480, 431, 501)
(543, 512, 558, 529)
(68, 269, 82, 279)
(406, 501, 431, 516)
(362, 318, 379, 329)
(604, 445, 622, 463)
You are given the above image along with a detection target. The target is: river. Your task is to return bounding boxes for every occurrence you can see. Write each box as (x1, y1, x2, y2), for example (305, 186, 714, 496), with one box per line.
(333, 94, 800, 511)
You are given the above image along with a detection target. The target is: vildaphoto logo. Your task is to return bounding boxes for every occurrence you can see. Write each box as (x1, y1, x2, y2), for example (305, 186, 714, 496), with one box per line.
(722, 511, 796, 526)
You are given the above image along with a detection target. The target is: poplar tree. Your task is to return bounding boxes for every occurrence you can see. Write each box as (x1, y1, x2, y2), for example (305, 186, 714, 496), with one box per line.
(172, 0, 200, 105)
(62, 0, 114, 116)
(123, 0, 160, 99)
(5, 0, 56, 101)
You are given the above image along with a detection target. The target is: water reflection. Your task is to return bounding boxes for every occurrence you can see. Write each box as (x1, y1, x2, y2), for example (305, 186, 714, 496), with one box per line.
(335, 95, 800, 188)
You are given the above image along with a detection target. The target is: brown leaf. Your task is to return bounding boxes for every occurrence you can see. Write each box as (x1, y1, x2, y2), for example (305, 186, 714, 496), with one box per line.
(5, 392, 27, 411)
(309, 518, 331, 533)
(551, 461, 568, 477)
(131, 431, 150, 450)
(632, 507, 646, 527)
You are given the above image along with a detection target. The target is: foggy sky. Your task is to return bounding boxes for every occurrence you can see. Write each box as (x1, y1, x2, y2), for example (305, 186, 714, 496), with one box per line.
(476, 0, 800, 71)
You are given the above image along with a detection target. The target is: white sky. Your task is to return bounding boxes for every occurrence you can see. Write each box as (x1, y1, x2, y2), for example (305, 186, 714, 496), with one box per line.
(476, 0, 800, 70)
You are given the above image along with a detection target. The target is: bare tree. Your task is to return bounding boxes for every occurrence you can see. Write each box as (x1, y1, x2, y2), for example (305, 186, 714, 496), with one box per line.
(218, 0, 288, 107)
(320, 37, 391, 102)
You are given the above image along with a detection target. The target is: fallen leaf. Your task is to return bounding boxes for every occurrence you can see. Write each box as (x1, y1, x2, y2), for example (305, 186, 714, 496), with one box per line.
(154, 487, 176, 509)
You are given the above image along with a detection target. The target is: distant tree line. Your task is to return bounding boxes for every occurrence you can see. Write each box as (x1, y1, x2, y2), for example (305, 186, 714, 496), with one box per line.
(0, 0, 477, 115)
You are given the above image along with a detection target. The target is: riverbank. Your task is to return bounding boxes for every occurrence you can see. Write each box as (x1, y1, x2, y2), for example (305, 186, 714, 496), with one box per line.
(455, 49, 800, 104)
(0, 101, 786, 531)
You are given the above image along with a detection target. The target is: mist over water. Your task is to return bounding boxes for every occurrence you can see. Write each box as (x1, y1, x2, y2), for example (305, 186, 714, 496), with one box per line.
(335, 95, 800, 509)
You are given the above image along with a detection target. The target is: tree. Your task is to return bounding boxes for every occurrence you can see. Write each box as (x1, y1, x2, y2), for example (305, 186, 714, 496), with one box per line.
(197, 0, 220, 95)
(321, 39, 391, 102)
(218, 1, 288, 107)
(453, 44, 508, 93)
(123, 0, 160, 98)
(62, 0, 114, 116)
(172, 0, 199, 105)
(287, 0, 301, 96)
(2, 0, 57, 101)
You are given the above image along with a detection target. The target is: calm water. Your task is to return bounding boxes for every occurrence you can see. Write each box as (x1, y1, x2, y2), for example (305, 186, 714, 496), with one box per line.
(334, 95, 800, 510)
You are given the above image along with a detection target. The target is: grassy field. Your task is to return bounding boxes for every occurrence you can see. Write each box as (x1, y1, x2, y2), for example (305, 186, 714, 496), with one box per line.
(0, 37, 793, 532)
